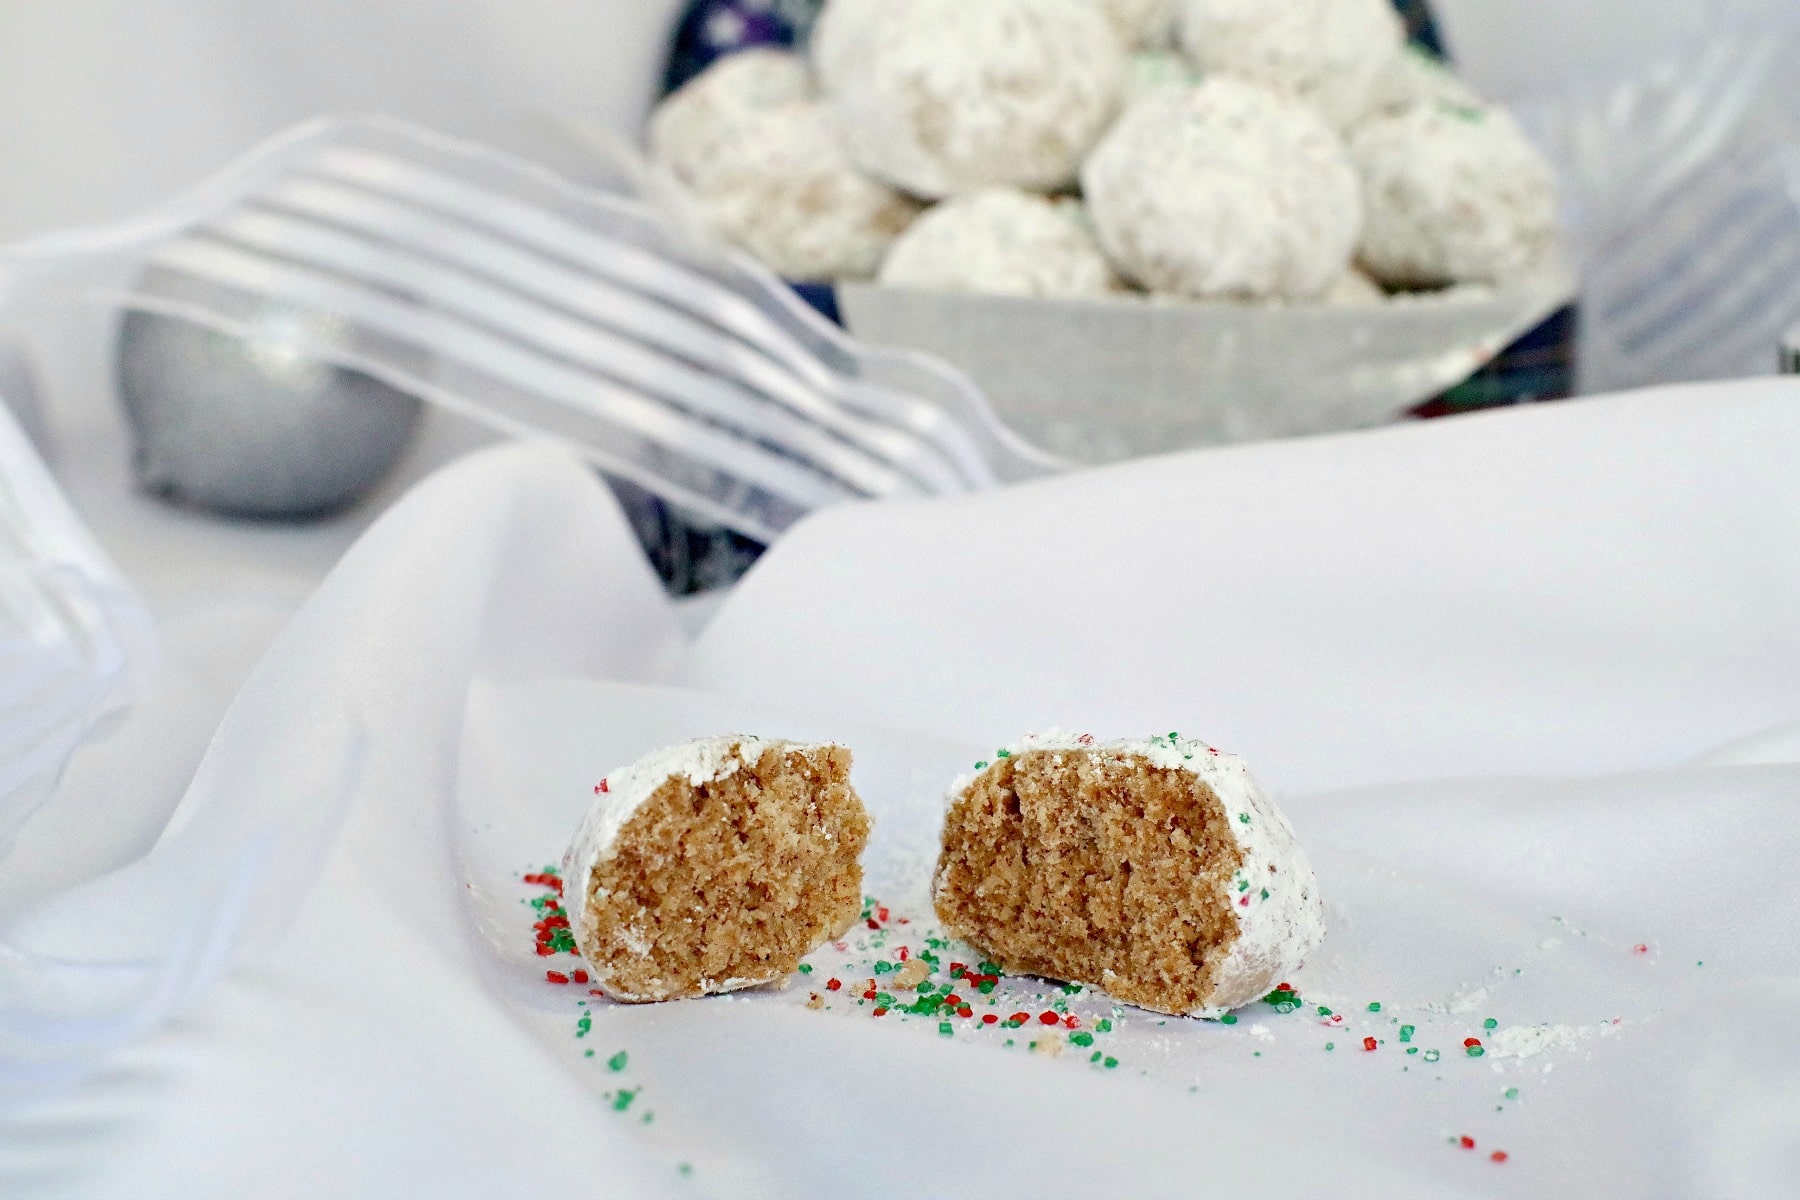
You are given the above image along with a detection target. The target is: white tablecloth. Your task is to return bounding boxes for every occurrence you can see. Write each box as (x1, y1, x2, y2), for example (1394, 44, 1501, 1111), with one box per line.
(4, 378, 1799, 1198)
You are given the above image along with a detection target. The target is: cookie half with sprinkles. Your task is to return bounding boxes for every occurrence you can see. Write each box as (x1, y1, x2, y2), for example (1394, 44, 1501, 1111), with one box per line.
(563, 736, 871, 1002)
(933, 732, 1323, 1017)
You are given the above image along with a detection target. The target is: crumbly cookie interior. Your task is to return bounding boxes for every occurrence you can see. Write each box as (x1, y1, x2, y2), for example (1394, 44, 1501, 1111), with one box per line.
(581, 744, 869, 1001)
(934, 748, 1243, 1015)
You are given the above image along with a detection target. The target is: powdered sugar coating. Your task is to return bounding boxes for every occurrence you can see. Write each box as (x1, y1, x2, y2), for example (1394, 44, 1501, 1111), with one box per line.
(1317, 267, 1386, 306)
(878, 188, 1120, 299)
(812, 0, 1126, 198)
(1100, 0, 1178, 49)
(648, 50, 918, 280)
(1082, 79, 1362, 300)
(690, 103, 922, 280)
(1177, 0, 1404, 129)
(1350, 100, 1560, 287)
(648, 49, 813, 193)
(562, 735, 826, 1001)
(1361, 45, 1482, 120)
(937, 731, 1325, 1016)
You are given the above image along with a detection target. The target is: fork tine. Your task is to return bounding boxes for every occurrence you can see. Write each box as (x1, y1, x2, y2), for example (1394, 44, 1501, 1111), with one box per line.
(198, 207, 938, 500)
(299, 147, 1009, 488)
(140, 237, 861, 520)
(250, 176, 974, 494)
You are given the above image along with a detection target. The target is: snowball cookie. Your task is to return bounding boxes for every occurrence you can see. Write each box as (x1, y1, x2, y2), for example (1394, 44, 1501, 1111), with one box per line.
(878, 188, 1120, 299)
(647, 49, 813, 194)
(648, 50, 918, 280)
(933, 733, 1325, 1017)
(1100, 0, 1178, 49)
(1362, 45, 1482, 119)
(812, 0, 1126, 198)
(1177, 0, 1404, 129)
(1350, 100, 1560, 287)
(1082, 79, 1362, 301)
(692, 104, 922, 280)
(563, 736, 872, 1002)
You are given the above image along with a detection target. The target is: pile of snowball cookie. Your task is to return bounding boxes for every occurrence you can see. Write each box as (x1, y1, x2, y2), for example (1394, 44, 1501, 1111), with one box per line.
(647, 0, 1561, 305)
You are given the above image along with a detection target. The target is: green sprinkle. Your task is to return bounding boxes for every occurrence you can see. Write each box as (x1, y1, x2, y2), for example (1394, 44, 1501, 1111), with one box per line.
(679, 1164, 692, 1177)
(1238, 813, 1251, 825)
(916, 981, 934, 994)
(1103, 1056, 1118, 1069)
(607, 1050, 628, 1072)
(1399, 1025, 1414, 1042)
(873, 961, 893, 974)
(584, 1049, 594, 1058)
(642, 1112, 654, 1125)
(1317, 1006, 1332, 1016)
(1061, 983, 1083, 995)
(798, 963, 813, 974)
(1220, 1014, 1238, 1025)
(1405, 1047, 1418, 1055)
(1071, 1032, 1094, 1047)
(1097, 1019, 1113, 1033)
(977, 980, 997, 994)
(939, 1022, 953, 1037)
(1260, 889, 1269, 900)
(1325, 1042, 1335, 1051)
(1505, 1088, 1519, 1100)
(979, 961, 1002, 975)
(1484, 1018, 1498, 1030)
(612, 1089, 637, 1112)
(1090, 1051, 1102, 1063)
(974, 761, 988, 770)
(1368, 1002, 1382, 1013)
(1467, 1046, 1485, 1058)
(1423, 1049, 1440, 1062)
(1238, 879, 1250, 892)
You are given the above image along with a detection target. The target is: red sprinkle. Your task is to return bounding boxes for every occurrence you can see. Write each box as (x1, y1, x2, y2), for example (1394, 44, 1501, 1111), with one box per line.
(1464, 1038, 1482, 1048)
(982, 1013, 999, 1025)
(1010, 1012, 1031, 1025)
(957, 1006, 974, 1018)
(826, 978, 842, 991)
(589, 989, 605, 997)
(877, 906, 890, 922)
(534, 945, 553, 957)
(1491, 1151, 1508, 1164)
(1363, 1036, 1378, 1051)
(1039, 1011, 1060, 1026)
(1239, 895, 1251, 907)
(1459, 1136, 1476, 1150)
(545, 971, 569, 985)
(1633, 944, 1648, 955)
(572, 970, 589, 984)
(1276, 982, 1293, 992)
(898, 947, 909, 962)
(867, 919, 880, 930)
(594, 779, 609, 794)
(950, 962, 967, 976)
(1064, 1015, 1080, 1029)
(863, 989, 877, 1001)
(872, 1006, 887, 1017)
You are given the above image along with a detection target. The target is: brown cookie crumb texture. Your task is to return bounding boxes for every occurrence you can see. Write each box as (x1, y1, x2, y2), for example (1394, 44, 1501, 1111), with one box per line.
(933, 749, 1244, 1015)
(582, 744, 870, 1001)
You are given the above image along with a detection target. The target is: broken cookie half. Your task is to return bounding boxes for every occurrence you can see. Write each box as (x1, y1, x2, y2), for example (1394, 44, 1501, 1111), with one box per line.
(564, 736, 872, 1002)
(933, 732, 1324, 1017)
